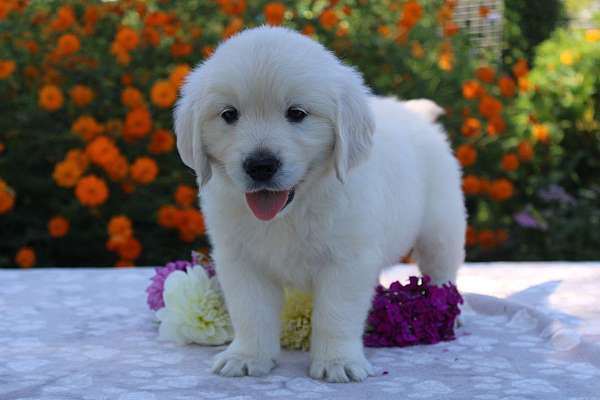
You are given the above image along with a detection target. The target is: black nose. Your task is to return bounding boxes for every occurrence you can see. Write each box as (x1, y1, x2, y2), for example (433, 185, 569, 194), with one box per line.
(243, 152, 281, 182)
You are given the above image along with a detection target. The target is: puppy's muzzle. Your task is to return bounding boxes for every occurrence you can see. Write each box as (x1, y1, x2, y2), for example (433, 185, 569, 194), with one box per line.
(243, 151, 281, 183)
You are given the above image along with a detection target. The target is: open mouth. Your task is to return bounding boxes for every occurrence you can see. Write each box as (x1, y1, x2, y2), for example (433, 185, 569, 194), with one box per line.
(245, 188, 295, 221)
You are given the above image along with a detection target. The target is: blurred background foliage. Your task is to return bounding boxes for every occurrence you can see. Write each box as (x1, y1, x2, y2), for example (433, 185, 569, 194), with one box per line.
(0, 0, 598, 267)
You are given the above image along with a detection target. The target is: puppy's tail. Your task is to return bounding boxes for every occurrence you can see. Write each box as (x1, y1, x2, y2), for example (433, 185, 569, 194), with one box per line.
(403, 99, 445, 122)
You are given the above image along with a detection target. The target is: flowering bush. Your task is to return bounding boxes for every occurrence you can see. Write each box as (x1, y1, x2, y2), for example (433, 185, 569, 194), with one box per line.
(0, 0, 597, 266)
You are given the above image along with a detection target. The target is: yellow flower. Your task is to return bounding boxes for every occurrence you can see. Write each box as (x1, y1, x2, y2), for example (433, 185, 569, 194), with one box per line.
(559, 51, 575, 66)
(585, 29, 600, 43)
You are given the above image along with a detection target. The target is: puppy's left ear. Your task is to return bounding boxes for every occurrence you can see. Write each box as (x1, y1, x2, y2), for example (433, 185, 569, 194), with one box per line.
(333, 67, 375, 183)
(174, 67, 212, 186)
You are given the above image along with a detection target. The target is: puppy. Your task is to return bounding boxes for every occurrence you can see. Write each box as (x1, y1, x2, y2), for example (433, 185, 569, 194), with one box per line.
(174, 26, 466, 383)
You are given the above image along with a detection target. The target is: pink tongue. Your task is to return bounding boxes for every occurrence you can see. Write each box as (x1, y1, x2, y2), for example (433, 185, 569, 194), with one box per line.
(245, 190, 290, 221)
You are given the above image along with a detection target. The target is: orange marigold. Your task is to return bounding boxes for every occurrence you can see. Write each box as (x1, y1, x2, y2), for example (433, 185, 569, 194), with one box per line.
(462, 175, 481, 195)
(489, 179, 514, 201)
(38, 84, 64, 112)
(48, 216, 69, 238)
(518, 141, 534, 161)
(479, 95, 502, 119)
(121, 87, 145, 109)
(462, 80, 482, 99)
(69, 85, 95, 107)
(118, 237, 142, 260)
(115, 259, 134, 268)
(217, 0, 246, 16)
(105, 154, 129, 181)
(150, 80, 177, 108)
(177, 209, 205, 241)
(223, 18, 244, 39)
(477, 230, 496, 249)
(461, 117, 481, 137)
(148, 129, 175, 154)
(66, 149, 89, 170)
(108, 215, 133, 240)
(72, 115, 104, 141)
(456, 144, 477, 167)
(15, 246, 36, 268)
(399, 1, 422, 29)
(124, 108, 152, 140)
(175, 185, 196, 207)
(86, 136, 119, 167)
(169, 64, 190, 89)
(53, 160, 83, 188)
(115, 26, 139, 51)
(0, 181, 15, 214)
(50, 5, 76, 32)
(319, 9, 338, 29)
(475, 65, 495, 83)
(56, 33, 80, 56)
(532, 124, 550, 143)
(130, 157, 159, 184)
(302, 24, 316, 36)
(501, 153, 519, 172)
(75, 175, 109, 206)
(0, 60, 16, 79)
(498, 76, 516, 97)
(171, 40, 192, 57)
(157, 205, 179, 228)
(264, 2, 285, 26)
(512, 58, 529, 78)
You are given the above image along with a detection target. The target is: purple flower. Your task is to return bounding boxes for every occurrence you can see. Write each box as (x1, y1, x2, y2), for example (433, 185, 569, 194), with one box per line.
(514, 209, 547, 230)
(364, 276, 463, 348)
(538, 184, 575, 205)
(146, 260, 192, 311)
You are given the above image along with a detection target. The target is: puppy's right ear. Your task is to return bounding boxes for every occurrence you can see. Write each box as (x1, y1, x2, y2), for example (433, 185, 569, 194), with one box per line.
(174, 67, 212, 186)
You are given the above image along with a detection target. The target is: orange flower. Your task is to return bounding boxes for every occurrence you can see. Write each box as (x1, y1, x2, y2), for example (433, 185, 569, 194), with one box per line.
(512, 59, 529, 78)
(0, 180, 15, 214)
(411, 41, 425, 58)
(466, 226, 477, 247)
(462, 80, 482, 99)
(121, 87, 145, 109)
(217, 0, 246, 16)
(50, 5, 76, 32)
(223, 18, 244, 39)
(479, 6, 490, 17)
(443, 21, 459, 36)
(319, 9, 338, 29)
(15, 246, 36, 268)
(456, 144, 477, 167)
(0, 60, 16, 79)
(476, 65, 495, 83)
(130, 157, 159, 184)
(518, 141, 534, 161)
(461, 117, 481, 137)
(487, 115, 506, 136)
(66, 149, 89, 170)
(38, 84, 64, 112)
(501, 153, 519, 172)
(158, 205, 179, 228)
(438, 45, 453, 71)
(302, 24, 316, 36)
(462, 175, 481, 195)
(72, 115, 104, 141)
(124, 108, 152, 140)
(177, 209, 205, 241)
(264, 2, 285, 25)
(105, 155, 129, 181)
(532, 124, 550, 143)
(169, 64, 190, 89)
(518, 77, 530, 92)
(171, 40, 192, 57)
(115, 259, 134, 268)
(118, 237, 142, 260)
(585, 29, 600, 43)
(150, 80, 177, 108)
(75, 175, 109, 206)
(48, 216, 69, 238)
(53, 160, 83, 188)
(498, 76, 515, 97)
(489, 179, 513, 201)
(148, 129, 175, 154)
(202, 46, 214, 59)
(175, 185, 196, 207)
(116, 27, 139, 51)
(399, 1, 422, 29)
(478, 95, 502, 119)
(477, 230, 496, 249)
(142, 27, 161, 46)
(86, 136, 119, 167)
(69, 85, 95, 107)
(56, 33, 81, 56)
(108, 215, 133, 240)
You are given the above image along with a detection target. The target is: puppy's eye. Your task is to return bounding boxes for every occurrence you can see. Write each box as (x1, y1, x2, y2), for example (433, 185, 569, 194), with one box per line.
(220, 107, 239, 124)
(286, 106, 308, 123)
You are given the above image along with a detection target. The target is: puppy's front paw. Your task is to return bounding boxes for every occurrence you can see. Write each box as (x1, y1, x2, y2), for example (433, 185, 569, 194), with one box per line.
(211, 349, 276, 377)
(309, 356, 374, 383)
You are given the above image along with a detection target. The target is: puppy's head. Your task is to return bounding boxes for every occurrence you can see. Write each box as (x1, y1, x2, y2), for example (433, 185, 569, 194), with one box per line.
(175, 26, 374, 221)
